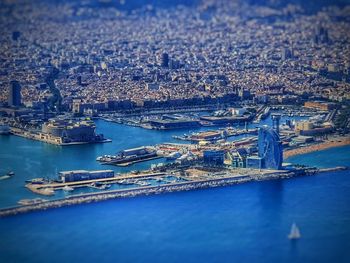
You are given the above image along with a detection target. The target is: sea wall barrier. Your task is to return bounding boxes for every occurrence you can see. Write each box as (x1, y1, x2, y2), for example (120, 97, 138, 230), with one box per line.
(0, 167, 347, 217)
(0, 175, 262, 217)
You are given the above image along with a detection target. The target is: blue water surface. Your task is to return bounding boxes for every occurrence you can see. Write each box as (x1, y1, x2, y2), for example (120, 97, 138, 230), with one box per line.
(0, 120, 349, 263)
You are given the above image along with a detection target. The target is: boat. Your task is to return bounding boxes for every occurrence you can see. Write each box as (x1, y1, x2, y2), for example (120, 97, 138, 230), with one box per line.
(62, 185, 74, 191)
(118, 179, 127, 184)
(97, 147, 158, 165)
(42, 188, 55, 195)
(0, 171, 14, 181)
(288, 223, 301, 240)
(25, 178, 46, 184)
(90, 182, 112, 190)
(166, 152, 181, 160)
(137, 181, 151, 187)
(101, 184, 111, 190)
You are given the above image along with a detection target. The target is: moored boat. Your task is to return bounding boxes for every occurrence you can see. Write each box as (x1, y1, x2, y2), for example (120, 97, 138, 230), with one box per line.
(62, 185, 74, 192)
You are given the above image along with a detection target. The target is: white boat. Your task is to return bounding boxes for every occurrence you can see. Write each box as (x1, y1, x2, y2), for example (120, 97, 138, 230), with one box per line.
(138, 181, 151, 187)
(101, 184, 111, 190)
(42, 188, 55, 195)
(0, 171, 14, 181)
(62, 185, 74, 191)
(166, 152, 181, 160)
(288, 223, 301, 240)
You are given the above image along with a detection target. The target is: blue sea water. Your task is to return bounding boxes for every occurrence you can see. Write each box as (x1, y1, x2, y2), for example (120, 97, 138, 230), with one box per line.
(0, 120, 350, 263)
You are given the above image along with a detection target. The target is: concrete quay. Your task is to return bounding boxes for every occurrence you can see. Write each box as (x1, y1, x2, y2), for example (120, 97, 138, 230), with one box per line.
(26, 172, 167, 195)
(10, 128, 112, 146)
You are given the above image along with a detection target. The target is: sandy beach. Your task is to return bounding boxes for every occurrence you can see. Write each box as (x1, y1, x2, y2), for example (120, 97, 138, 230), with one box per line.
(284, 136, 350, 159)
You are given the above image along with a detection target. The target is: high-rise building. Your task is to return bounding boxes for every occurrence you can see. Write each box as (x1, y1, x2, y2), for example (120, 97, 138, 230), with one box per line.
(257, 126, 283, 170)
(8, 80, 21, 107)
(161, 53, 169, 68)
(12, 31, 20, 41)
(314, 25, 329, 44)
(281, 48, 292, 60)
(271, 114, 281, 135)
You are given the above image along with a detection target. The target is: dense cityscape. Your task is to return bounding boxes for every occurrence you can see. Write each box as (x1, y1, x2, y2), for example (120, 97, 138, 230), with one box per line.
(0, 0, 350, 262)
(1, 0, 350, 110)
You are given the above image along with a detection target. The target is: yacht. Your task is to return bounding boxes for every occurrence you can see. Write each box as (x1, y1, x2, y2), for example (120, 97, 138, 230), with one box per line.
(0, 171, 14, 180)
(101, 184, 111, 190)
(62, 185, 74, 192)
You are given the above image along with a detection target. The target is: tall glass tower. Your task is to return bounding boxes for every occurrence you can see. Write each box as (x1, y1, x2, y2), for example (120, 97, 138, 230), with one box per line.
(8, 80, 21, 107)
(258, 126, 283, 170)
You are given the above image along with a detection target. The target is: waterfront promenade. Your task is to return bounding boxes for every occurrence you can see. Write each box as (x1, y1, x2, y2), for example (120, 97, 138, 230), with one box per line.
(284, 136, 350, 159)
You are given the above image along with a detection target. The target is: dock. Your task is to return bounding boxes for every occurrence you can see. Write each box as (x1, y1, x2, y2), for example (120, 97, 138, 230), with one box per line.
(26, 172, 167, 195)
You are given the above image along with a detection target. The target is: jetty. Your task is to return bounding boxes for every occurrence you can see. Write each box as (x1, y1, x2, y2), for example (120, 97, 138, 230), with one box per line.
(1, 166, 347, 217)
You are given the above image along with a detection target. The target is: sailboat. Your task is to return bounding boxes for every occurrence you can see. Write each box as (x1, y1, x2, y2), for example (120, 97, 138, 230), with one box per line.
(288, 223, 301, 240)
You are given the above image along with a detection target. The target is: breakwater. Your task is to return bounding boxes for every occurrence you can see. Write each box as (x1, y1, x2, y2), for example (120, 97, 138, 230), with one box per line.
(1, 166, 347, 218)
(0, 173, 276, 217)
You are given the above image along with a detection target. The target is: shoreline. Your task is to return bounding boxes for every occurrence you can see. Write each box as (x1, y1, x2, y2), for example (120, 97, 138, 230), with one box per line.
(284, 136, 350, 159)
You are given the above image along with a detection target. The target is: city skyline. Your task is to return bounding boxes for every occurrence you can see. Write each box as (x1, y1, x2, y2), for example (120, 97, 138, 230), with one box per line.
(0, 1, 350, 263)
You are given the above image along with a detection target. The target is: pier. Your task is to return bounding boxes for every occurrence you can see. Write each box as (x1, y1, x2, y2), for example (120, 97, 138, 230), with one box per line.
(26, 172, 167, 195)
(173, 128, 257, 142)
(11, 128, 112, 146)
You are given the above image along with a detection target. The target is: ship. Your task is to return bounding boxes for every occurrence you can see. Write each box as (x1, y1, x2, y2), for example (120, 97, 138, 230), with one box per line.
(97, 146, 158, 165)
(89, 182, 112, 190)
(0, 171, 14, 181)
(62, 185, 74, 192)
(166, 152, 181, 160)
(25, 178, 47, 184)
